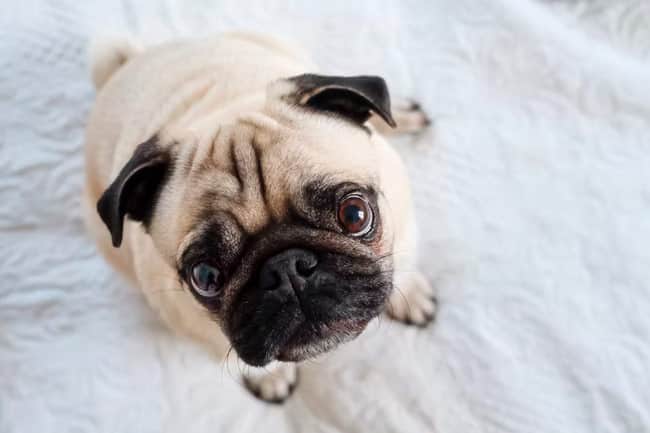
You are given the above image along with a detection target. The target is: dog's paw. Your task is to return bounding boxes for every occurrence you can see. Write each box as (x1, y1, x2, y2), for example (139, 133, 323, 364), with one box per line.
(387, 273, 437, 327)
(370, 98, 431, 135)
(242, 362, 298, 403)
(391, 98, 431, 134)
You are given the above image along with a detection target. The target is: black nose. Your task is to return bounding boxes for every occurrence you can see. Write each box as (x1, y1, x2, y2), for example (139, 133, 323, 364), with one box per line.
(258, 248, 318, 293)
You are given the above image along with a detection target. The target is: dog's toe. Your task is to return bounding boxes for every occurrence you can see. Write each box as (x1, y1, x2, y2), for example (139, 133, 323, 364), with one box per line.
(387, 273, 437, 327)
(243, 362, 298, 403)
(391, 98, 431, 133)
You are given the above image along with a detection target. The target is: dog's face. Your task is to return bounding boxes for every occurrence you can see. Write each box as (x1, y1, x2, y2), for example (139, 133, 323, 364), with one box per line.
(97, 75, 399, 366)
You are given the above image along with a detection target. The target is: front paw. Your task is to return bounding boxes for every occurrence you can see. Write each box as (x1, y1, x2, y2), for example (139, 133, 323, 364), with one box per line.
(242, 362, 298, 403)
(387, 273, 437, 327)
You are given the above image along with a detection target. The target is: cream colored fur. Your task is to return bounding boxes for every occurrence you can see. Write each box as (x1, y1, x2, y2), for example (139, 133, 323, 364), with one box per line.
(83, 33, 434, 402)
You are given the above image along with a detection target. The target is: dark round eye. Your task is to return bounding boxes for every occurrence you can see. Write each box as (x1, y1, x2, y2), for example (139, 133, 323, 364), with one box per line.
(337, 193, 374, 236)
(190, 263, 222, 298)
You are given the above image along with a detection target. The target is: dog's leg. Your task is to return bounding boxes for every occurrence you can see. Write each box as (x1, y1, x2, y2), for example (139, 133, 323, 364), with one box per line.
(371, 97, 430, 135)
(386, 213, 437, 327)
(241, 361, 298, 403)
(387, 271, 437, 326)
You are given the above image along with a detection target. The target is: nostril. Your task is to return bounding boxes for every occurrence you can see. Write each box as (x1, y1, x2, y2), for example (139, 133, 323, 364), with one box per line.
(258, 249, 318, 291)
(295, 256, 317, 277)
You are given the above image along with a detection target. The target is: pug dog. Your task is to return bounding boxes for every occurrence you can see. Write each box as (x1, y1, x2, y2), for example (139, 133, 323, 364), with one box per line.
(83, 32, 436, 403)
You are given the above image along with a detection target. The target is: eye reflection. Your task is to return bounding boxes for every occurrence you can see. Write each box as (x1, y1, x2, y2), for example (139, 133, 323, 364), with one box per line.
(337, 194, 373, 236)
(190, 263, 221, 298)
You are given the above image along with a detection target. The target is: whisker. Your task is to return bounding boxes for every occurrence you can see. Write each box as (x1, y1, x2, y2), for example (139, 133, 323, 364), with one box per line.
(374, 313, 384, 331)
(221, 345, 236, 382)
(383, 284, 410, 319)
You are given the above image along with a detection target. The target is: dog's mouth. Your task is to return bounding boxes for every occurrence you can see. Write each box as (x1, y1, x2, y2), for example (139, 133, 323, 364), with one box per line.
(227, 273, 389, 367)
(276, 317, 370, 362)
(224, 243, 393, 367)
(229, 298, 379, 366)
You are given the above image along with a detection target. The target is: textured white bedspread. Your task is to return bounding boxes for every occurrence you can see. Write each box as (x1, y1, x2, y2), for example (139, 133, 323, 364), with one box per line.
(1, 1, 649, 432)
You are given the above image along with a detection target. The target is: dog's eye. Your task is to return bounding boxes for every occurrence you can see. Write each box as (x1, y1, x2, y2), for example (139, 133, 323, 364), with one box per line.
(190, 263, 222, 298)
(337, 193, 373, 236)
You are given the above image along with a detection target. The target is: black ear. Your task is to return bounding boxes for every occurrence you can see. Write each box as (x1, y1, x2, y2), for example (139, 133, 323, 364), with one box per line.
(96, 136, 171, 248)
(287, 74, 396, 128)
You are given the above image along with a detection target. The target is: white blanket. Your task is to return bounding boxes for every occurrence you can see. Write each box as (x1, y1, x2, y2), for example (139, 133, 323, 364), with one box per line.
(2, 1, 649, 432)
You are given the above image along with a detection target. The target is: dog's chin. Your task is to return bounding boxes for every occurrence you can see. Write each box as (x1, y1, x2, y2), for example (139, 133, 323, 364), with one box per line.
(276, 318, 370, 362)
(232, 316, 372, 366)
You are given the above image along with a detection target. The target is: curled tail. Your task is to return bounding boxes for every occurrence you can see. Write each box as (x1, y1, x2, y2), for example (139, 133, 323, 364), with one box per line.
(89, 37, 140, 90)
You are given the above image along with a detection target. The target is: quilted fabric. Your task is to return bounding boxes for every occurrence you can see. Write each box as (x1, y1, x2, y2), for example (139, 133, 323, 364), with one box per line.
(1, 1, 649, 432)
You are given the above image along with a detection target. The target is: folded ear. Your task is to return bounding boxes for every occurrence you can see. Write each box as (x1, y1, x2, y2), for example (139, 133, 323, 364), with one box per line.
(96, 136, 171, 247)
(286, 74, 396, 128)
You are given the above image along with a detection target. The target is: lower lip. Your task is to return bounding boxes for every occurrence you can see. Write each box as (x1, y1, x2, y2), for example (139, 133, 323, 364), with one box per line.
(276, 318, 369, 361)
(318, 318, 368, 337)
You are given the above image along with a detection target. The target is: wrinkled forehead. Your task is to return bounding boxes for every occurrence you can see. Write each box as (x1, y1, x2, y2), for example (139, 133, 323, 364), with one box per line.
(256, 108, 382, 200)
(164, 111, 382, 248)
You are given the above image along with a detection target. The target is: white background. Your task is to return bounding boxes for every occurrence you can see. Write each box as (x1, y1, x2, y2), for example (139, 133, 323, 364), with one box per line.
(1, 1, 649, 432)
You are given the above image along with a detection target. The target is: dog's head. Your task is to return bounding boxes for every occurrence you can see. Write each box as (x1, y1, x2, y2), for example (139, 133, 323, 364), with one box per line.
(97, 74, 402, 366)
